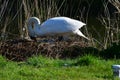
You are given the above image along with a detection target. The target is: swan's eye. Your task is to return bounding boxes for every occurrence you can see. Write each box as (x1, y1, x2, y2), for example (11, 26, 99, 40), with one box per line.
(31, 22, 34, 29)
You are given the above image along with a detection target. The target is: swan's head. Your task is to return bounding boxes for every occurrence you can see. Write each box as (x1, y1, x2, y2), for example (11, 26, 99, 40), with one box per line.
(27, 17, 40, 38)
(27, 17, 40, 29)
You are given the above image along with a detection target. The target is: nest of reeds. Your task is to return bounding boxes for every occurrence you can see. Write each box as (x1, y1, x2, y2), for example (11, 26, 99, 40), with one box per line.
(0, 39, 92, 61)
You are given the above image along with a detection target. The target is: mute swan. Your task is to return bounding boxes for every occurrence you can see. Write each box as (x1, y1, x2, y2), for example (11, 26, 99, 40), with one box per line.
(27, 17, 89, 41)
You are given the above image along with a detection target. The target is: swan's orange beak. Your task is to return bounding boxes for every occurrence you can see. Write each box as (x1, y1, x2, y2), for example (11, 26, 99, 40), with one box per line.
(31, 22, 34, 29)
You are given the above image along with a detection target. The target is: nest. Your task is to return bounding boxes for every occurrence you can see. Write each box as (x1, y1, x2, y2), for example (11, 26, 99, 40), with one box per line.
(0, 39, 88, 61)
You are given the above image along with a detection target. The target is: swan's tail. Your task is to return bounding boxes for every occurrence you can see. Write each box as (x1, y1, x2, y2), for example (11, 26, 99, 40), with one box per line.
(73, 29, 89, 40)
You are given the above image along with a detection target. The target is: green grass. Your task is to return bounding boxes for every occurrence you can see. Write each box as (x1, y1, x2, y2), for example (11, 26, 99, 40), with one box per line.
(0, 55, 120, 80)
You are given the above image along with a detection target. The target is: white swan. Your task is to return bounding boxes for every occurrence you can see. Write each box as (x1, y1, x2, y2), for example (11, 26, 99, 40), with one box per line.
(27, 17, 89, 41)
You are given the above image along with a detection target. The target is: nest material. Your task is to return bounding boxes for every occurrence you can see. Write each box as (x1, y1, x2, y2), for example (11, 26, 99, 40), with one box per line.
(0, 39, 88, 61)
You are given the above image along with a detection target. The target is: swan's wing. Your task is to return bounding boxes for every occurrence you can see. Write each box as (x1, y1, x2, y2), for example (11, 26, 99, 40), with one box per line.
(53, 17, 86, 29)
(40, 19, 72, 34)
(69, 19, 86, 29)
(39, 17, 86, 35)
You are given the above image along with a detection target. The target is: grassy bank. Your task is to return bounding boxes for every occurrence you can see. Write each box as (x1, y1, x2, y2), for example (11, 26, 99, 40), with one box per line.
(0, 55, 120, 80)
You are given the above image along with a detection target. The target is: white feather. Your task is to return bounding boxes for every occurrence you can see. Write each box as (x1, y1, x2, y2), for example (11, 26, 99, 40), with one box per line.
(27, 17, 89, 40)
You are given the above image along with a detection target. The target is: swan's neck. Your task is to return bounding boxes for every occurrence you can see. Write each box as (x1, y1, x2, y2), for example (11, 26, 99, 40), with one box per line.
(33, 24, 44, 36)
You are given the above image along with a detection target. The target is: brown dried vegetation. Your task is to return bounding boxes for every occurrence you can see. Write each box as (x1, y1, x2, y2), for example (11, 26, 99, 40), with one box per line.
(0, 39, 90, 61)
